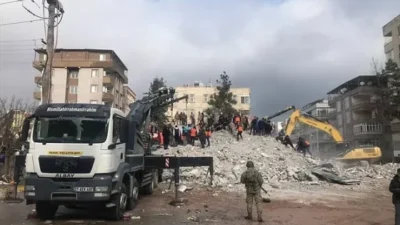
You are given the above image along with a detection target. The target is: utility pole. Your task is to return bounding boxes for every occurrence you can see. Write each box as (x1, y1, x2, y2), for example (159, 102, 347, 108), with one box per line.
(41, 0, 58, 104)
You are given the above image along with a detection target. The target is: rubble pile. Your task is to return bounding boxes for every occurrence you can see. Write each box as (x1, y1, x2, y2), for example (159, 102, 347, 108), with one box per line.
(154, 131, 400, 192)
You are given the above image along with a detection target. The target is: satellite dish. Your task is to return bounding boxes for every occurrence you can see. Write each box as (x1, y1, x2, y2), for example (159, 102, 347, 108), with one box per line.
(360, 82, 365, 86)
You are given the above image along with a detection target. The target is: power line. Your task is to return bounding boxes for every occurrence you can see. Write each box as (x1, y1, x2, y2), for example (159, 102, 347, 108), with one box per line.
(0, 39, 41, 43)
(0, 0, 22, 6)
(0, 18, 43, 26)
(0, 43, 39, 46)
(0, 49, 35, 51)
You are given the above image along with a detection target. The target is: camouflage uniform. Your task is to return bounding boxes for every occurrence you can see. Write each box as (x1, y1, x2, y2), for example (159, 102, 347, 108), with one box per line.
(240, 161, 264, 222)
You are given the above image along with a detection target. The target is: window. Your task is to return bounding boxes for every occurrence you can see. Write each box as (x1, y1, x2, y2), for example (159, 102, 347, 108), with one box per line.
(68, 70, 79, 79)
(102, 101, 105, 105)
(90, 100, 98, 104)
(336, 101, 341, 112)
(69, 86, 77, 94)
(345, 111, 351, 123)
(203, 94, 208, 103)
(112, 116, 122, 143)
(33, 117, 108, 144)
(189, 94, 195, 103)
(103, 86, 108, 93)
(90, 85, 98, 93)
(99, 54, 106, 61)
(241, 96, 250, 104)
(337, 114, 342, 125)
(91, 69, 99, 77)
(233, 95, 237, 102)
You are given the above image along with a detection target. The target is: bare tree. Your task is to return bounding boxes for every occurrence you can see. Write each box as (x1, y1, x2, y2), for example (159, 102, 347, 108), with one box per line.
(0, 97, 36, 181)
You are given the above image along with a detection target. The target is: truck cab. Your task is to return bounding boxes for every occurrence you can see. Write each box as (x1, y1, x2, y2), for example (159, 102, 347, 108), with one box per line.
(21, 104, 156, 220)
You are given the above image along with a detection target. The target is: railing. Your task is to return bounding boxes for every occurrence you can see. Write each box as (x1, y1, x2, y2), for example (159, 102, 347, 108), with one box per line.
(353, 122, 382, 135)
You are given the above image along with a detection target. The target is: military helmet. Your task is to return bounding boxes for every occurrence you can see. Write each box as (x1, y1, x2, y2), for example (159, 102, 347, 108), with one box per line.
(246, 161, 254, 168)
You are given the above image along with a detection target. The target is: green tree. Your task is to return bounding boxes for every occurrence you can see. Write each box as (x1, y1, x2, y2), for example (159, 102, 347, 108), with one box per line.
(376, 59, 400, 119)
(149, 77, 168, 127)
(207, 71, 238, 115)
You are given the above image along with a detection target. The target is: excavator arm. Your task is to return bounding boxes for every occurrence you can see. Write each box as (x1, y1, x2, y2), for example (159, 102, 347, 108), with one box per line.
(285, 109, 344, 142)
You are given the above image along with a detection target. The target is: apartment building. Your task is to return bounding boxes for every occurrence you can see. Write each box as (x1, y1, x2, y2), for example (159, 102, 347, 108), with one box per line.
(383, 14, 400, 66)
(167, 81, 251, 119)
(123, 85, 136, 113)
(290, 99, 336, 156)
(327, 75, 392, 161)
(33, 48, 135, 112)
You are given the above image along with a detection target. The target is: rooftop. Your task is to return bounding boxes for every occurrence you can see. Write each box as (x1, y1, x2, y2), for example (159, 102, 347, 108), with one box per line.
(327, 75, 381, 95)
(34, 48, 128, 71)
(301, 98, 325, 110)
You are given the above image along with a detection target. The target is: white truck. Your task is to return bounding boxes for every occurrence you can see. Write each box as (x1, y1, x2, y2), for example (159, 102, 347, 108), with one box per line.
(18, 87, 213, 220)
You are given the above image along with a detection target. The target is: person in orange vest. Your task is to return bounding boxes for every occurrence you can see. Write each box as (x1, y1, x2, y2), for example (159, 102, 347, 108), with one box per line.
(237, 123, 244, 141)
(296, 137, 312, 157)
(234, 114, 241, 125)
(205, 127, 212, 147)
(190, 126, 197, 146)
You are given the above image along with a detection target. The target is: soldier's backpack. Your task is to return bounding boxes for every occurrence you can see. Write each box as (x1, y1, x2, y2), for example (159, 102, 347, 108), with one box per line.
(245, 169, 258, 186)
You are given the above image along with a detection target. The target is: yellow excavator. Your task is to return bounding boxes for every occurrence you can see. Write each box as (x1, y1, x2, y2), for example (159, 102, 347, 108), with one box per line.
(284, 109, 382, 162)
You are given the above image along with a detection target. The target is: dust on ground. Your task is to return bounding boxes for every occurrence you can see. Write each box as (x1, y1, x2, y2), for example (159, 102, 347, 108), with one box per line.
(0, 182, 394, 225)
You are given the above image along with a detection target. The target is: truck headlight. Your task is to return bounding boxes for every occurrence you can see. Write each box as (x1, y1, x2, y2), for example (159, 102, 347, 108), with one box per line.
(25, 185, 35, 191)
(95, 186, 108, 192)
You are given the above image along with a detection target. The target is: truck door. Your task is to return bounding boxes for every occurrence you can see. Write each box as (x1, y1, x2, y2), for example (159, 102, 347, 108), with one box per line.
(112, 115, 125, 164)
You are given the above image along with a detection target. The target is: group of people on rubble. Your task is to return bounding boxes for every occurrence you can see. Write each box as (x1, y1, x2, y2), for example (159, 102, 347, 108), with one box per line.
(249, 116, 275, 136)
(274, 129, 312, 157)
(149, 121, 213, 150)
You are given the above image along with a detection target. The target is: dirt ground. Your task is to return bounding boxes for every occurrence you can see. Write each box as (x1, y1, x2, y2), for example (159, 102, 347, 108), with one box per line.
(0, 182, 395, 225)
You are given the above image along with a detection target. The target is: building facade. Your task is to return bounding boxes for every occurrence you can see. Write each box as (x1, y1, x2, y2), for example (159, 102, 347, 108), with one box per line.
(383, 14, 400, 66)
(327, 75, 392, 161)
(290, 99, 336, 156)
(168, 81, 251, 120)
(123, 85, 136, 113)
(33, 48, 135, 113)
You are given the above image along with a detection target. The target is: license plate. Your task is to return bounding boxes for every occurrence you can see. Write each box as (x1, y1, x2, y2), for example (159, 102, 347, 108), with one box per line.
(74, 187, 93, 192)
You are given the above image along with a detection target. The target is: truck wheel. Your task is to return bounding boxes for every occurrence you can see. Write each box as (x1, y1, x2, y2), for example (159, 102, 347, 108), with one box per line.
(143, 175, 155, 195)
(126, 178, 139, 210)
(108, 184, 128, 221)
(153, 171, 159, 188)
(36, 201, 58, 220)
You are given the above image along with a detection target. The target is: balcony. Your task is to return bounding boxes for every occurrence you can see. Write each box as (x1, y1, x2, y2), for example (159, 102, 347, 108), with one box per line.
(33, 91, 41, 100)
(103, 76, 115, 87)
(102, 92, 114, 102)
(353, 122, 383, 136)
(351, 101, 378, 112)
(352, 86, 379, 98)
(34, 76, 42, 85)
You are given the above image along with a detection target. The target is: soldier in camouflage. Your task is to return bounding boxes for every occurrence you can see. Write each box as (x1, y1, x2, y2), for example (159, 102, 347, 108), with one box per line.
(240, 161, 264, 222)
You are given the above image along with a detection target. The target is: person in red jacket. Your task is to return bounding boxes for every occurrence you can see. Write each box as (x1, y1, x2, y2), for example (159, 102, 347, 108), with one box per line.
(237, 123, 244, 141)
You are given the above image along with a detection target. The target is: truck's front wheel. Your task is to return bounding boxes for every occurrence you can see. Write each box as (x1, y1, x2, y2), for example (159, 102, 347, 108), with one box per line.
(36, 201, 58, 220)
(108, 184, 128, 221)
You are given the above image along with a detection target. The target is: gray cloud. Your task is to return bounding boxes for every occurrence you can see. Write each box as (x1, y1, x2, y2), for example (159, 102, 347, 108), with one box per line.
(0, 0, 399, 116)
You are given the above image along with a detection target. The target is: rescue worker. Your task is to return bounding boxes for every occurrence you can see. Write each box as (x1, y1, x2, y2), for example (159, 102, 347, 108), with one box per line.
(283, 135, 295, 150)
(297, 137, 312, 157)
(205, 127, 211, 147)
(389, 168, 400, 225)
(198, 126, 207, 148)
(162, 125, 170, 150)
(174, 125, 181, 145)
(234, 114, 241, 125)
(240, 161, 264, 222)
(237, 123, 244, 141)
(190, 126, 197, 146)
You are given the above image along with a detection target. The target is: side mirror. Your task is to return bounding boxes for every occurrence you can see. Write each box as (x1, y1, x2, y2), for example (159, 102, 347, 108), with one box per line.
(119, 120, 128, 143)
(20, 118, 31, 142)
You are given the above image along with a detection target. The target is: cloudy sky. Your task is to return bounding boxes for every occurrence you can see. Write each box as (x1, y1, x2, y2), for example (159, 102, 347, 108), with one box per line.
(0, 0, 399, 116)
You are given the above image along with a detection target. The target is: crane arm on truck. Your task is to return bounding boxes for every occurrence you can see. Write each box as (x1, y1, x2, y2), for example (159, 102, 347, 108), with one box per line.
(264, 105, 295, 121)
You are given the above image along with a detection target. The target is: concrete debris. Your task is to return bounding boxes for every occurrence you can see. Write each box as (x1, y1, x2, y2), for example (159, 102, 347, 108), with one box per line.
(154, 130, 400, 192)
